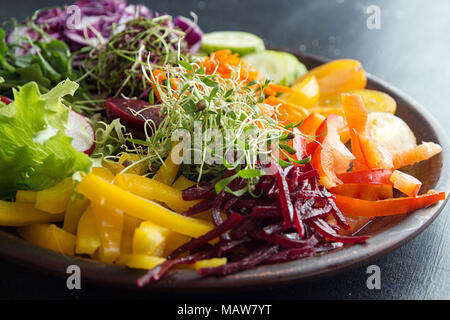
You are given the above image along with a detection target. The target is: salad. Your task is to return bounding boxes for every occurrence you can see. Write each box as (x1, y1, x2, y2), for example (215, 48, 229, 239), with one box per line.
(0, 0, 445, 287)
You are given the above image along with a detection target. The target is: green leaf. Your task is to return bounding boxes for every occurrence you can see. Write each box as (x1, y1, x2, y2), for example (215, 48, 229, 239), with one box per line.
(214, 173, 239, 194)
(278, 158, 291, 168)
(284, 120, 303, 129)
(237, 168, 264, 179)
(0, 79, 91, 198)
(178, 60, 193, 72)
(181, 99, 198, 113)
(225, 185, 247, 197)
(279, 143, 297, 155)
(201, 78, 219, 87)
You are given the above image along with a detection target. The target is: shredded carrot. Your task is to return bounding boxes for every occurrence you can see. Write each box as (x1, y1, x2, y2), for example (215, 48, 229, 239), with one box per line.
(266, 83, 297, 95)
(203, 50, 262, 84)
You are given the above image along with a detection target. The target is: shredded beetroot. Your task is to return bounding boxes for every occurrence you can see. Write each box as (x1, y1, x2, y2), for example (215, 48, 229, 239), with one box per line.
(181, 199, 213, 216)
(167, 212, 243, 260)
(138, 162, 370, 286)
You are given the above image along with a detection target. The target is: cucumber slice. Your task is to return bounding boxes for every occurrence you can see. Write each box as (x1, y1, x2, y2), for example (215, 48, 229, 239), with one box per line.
(278, 52, 307, 85)
(201, 31, 265, 56)
(244, 50, 307, 86)
(244, 50, 288, 85)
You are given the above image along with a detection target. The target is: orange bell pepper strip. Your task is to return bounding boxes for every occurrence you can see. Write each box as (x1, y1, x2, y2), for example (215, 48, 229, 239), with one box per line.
(389, 170, 422, 197)
(341, 93, 370, 171)
(392, 142, 442, 169)
(334, 190, 445, 217)
(264, 96, 309, 123)
(337, 169, 393, 185)
(298, 112, 326, 137)
(356, 130, 394, 169)
(330, 183, 393, 201)
(311, 115, 355, 189)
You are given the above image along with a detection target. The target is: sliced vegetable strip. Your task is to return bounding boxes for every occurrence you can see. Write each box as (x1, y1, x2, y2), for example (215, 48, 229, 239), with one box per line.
(392, 142, 442, 169)
(337, 169, 393, 185)
(77, 173, 213, 238)
(334, 191, 445, 217)
(389, 170, 422, 197)
(114, 173, 199, 213)
(0, 200, 64, 226)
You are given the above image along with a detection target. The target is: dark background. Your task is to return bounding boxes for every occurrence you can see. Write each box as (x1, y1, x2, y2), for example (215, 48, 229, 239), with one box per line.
(0, 0, 449, 300)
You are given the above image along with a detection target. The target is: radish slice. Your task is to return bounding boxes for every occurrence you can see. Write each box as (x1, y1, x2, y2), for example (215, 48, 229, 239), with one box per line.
(66, 110, 95, 155)
(0, 96, 12, 105)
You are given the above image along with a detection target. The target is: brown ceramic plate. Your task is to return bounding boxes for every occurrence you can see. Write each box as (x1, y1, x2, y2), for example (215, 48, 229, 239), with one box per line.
(0, 50, 448, 292)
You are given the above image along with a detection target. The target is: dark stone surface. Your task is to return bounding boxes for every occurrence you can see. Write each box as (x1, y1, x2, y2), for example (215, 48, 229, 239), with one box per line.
(0, 0, 449, 300)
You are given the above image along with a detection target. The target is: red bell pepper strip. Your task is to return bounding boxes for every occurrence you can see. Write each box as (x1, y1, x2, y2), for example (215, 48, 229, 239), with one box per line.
(334, 191, 445, 217)
(330, 183, 393, 201)
(337, 169, 393, 185)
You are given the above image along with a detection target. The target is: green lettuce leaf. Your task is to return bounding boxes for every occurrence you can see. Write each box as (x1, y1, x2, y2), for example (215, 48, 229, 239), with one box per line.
(0, 79, 91, 198)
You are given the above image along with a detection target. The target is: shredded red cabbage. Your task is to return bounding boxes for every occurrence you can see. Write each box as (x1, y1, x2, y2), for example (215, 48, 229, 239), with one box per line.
(8, 1, 202, 55)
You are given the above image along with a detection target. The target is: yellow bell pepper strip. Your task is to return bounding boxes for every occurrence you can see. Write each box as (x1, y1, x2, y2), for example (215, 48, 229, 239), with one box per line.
(330, 183, 393, 201)
(132, 221, 191, 257)
(308, 106, 345, 118)
(75, 206, 101, 255)
(334, 190, 445, 217)
(120, 214, 142, 255)
(192, 257, 227, 270)
(132, 221, 168, 257)
(311, 115, 355, 189)
(390, 170, 422, 197)
(15, 190, 37, 203)
(278, 76, 320, 108)
(293, 59, 367, 98)
(319, 89, 397, 114)
(153, 142, 180, 185)
(35, 178, 74, 214)
(62, 195, 90, 234)
(172, 175, 197, 191)
(18, 224, 76, 255)
(117, 254, 166, 270)
(91, 202, 124, 263)
(0, 200, 64, 226)
(392, 142, 442, 169)
(77, 173, 214, 238)
(91, 166, 115, 182)
(119, 153, 148, 175)
(114, 173, 200, 213)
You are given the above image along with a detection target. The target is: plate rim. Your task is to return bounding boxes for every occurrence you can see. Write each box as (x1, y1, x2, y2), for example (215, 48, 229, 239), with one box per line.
(0, 50, 448, 292)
